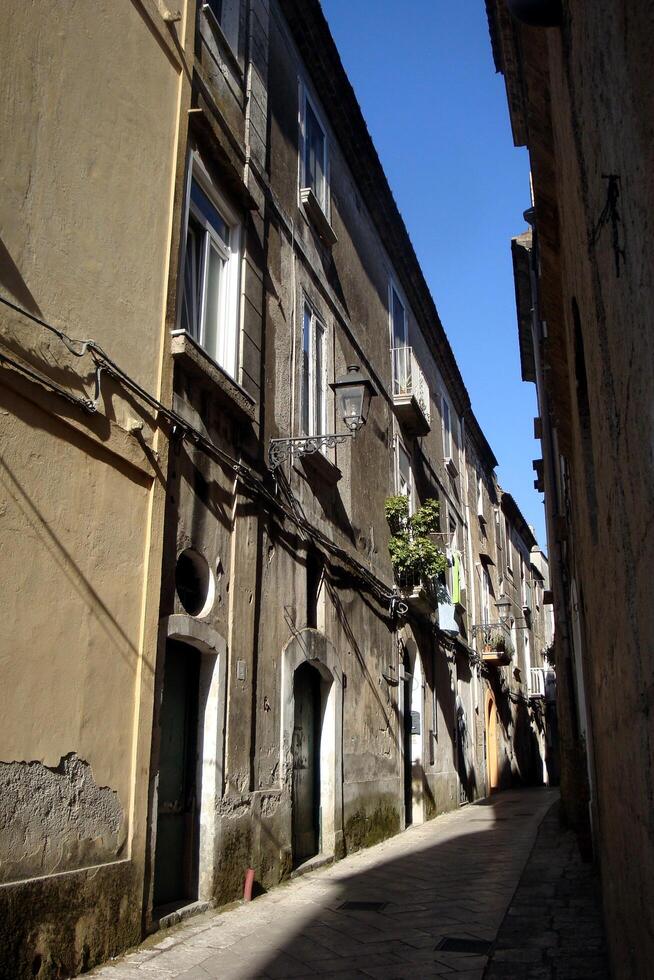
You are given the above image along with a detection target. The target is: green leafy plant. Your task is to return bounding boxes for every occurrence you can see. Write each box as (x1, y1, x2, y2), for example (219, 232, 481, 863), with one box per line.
(408, 497, 440, 537)
(486, 629, 514, 658)
(489, 629, 506, 652)
(385, 496, 447, 584)
(384, 494, 410, 534)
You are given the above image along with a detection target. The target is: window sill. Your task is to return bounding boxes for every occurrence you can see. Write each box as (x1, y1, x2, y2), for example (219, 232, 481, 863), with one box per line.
(444, 456, 459, 478)
(300, 187, 337, 247)
(171, 331, 256, 423)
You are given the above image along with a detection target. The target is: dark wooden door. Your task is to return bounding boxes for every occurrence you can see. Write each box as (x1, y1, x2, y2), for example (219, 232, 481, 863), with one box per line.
(292, 663, 321, 866)
(153, 641, 200, 908)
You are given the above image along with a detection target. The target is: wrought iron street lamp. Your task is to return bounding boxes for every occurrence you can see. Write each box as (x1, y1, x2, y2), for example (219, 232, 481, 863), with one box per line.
(268, 364, 376, 470)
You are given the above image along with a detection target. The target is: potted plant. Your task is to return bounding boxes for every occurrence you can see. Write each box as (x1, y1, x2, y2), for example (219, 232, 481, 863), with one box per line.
(489, 629, 507, 653)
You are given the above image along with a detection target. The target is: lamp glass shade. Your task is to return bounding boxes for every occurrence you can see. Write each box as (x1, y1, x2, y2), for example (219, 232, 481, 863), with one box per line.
(340, 388, 364, 429)
(495, 594, 512, 622)
(330, 365, 376, 432)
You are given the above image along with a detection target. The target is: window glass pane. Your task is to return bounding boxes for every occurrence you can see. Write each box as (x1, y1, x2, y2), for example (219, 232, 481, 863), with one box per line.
(391, 287, 406, 349)
(203, 241, 226, 363)
(181, 218, 202, 340)
(205, 0, 222, 20)
(442, 398, 451, 456)
(314, 319, 325, 435)
(301, 305, 311, 435)
(191, 180, 230, 245)
(398, 443, 411, 502)
(304, 100, 325, 207)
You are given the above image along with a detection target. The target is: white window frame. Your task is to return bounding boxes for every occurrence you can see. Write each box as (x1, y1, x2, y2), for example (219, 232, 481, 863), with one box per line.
(476, 472, 485, 521)
(395, 435, 413, 513)
(300, 300, 327, 439)
(179, 157, 242, 380)
(299, 84, 330, 215)
(389, 280, 410, 395)
(481, 565, 491, 625)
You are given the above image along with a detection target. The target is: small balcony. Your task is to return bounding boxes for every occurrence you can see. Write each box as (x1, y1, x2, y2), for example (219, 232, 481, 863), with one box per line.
(472, 623, 514, 667)
(529, 667, 546, 699)
(395, 569, 439, 617)
(391, 347, 431, 436)
(529, 666, 556, 700)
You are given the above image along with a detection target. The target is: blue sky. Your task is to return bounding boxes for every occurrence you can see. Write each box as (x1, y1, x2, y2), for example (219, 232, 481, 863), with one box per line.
(321, 0, 546, 546)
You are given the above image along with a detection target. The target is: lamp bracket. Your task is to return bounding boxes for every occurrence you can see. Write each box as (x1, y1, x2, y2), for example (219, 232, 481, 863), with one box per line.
(269, 432, 355, 470)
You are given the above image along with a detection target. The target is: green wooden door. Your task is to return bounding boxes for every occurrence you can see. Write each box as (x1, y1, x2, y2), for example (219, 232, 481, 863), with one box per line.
(153, 642, 200, 908)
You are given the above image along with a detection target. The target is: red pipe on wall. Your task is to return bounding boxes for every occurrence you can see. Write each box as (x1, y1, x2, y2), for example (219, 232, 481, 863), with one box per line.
(243, 868, 255, 902)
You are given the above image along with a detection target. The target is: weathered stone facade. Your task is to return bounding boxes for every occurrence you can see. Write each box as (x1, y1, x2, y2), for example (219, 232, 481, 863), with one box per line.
(0, 1, 555, 976)
(486, 1, 654, 976)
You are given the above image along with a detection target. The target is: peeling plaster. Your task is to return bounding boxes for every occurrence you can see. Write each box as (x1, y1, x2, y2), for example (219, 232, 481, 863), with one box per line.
(0, 753, 125, 883)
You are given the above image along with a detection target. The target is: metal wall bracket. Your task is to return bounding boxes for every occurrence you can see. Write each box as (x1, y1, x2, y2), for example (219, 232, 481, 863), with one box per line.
(268, 432, 354, 469)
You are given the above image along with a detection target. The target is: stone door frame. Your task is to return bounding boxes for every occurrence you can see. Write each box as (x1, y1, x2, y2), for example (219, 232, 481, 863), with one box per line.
(280, 629, 344, 861)
(147, 614, 227, 919)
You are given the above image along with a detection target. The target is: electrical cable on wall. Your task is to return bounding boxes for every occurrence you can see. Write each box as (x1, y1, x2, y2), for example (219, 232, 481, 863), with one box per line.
(0, 293, 397, 609)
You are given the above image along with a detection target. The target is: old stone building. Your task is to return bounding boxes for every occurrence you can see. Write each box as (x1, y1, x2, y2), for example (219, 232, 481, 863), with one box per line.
(486, 0, 654, 976)
(1, 1, 554, 976)
(0, 1, 196, 976)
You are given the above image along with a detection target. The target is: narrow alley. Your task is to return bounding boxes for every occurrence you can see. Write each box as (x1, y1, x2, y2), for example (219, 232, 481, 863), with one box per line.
(3, 1, 652, 977)
(90, 789, 606, 980)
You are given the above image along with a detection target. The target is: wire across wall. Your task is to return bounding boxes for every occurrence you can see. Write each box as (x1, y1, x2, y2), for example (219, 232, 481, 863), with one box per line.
(0, 293, 397, 611)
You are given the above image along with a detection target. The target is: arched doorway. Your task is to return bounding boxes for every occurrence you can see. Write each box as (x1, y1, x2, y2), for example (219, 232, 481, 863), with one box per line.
(281, 629, 344, 864)
(292, 662, 323, 865)
(486, 694, 499, 792)
(150, 615, 227, 921)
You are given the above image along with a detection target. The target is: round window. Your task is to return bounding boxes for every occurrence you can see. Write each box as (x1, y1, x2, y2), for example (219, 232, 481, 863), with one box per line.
(175, 549, 215, 617)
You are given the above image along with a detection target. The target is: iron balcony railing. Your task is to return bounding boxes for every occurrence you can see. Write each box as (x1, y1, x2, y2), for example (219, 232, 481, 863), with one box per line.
(390, 346, 431, 426)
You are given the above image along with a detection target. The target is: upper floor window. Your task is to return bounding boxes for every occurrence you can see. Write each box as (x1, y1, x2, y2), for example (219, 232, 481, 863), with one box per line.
(390, 283, 410, 394)
(476, 473, 485, 521)
(300, 89, 328, 213)
(481, 565, 492, 624)
(442, 396, 452, 458)
(396, 438, 413, 511)
(301, 302, 326, 437)
(504, 516, 513, 574)
(390, 285, 408, 349)
(203, 0, 240, 53)
(181, 173, 242, 379)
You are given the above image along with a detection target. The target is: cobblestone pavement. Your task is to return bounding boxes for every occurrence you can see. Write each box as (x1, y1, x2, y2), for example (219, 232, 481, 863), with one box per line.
(485, 800, 609, 980)
(92, 788, 561, 980)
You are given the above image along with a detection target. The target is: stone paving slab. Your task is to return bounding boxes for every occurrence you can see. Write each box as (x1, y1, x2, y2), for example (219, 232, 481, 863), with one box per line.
(91, 788, 557, 980)
(484, 800, 610, 980)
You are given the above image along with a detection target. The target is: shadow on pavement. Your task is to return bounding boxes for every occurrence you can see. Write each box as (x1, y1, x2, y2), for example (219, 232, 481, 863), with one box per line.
(236, 788, 557, 980)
